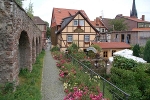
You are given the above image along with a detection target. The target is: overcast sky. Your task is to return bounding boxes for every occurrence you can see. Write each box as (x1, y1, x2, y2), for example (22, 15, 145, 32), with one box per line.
(23, 0, 150, 24)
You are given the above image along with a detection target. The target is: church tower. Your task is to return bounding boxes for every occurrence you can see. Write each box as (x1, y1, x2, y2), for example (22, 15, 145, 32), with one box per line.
(130, 0, 138, 18)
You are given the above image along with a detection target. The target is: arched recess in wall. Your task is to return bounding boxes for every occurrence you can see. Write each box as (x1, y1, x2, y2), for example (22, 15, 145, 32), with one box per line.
(36, 38, 39, 56)
(32, 38, 36, 64)
(39, 36, 42, 50)
(18, 31, 31, 70)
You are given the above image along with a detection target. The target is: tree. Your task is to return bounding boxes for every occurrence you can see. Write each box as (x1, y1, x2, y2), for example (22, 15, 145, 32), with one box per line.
(109, 18, 128, 31)
(25, 1, 34, 18)
(15, 0, 23, 7)
(133, 44, 140, 57)
(143, 40, 150, 63)
(45, 21, 51, 38)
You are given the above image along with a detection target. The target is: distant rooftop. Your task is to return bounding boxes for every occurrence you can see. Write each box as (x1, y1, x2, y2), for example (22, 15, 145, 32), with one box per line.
(33, 16, 46, 25)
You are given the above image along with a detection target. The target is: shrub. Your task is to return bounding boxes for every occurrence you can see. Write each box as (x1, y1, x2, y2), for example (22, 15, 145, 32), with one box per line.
(144, 39, 150, 63)
(133, 44, 140, 57)
(67, 42, 79, 54)
(113, 56, 138, 70)
(50, 46, 60, 52)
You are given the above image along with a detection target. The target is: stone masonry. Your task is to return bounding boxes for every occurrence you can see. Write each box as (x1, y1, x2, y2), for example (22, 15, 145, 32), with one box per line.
(0, 0, 42, 85)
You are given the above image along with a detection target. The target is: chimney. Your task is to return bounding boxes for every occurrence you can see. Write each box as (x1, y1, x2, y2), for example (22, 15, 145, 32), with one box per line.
(142, 15, 145, 21)
(99, 16, 102, 19)
(96, 17, 99, 24)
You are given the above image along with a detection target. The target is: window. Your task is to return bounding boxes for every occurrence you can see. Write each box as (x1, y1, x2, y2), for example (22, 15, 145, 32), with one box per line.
(73, 20, 78, 26)
(116, 34, 118, 38)
(121, 34, 124, 42)
(84, 35, 90, 42)
(103, 51, 108, 57)
(73, 20, 84, 26)
(102, 28, 105, 32)
(67, 35, 73, 42)
(112, 50, 116, 56)
(79, 20, 84, 26)
(127, 34, 131, 44)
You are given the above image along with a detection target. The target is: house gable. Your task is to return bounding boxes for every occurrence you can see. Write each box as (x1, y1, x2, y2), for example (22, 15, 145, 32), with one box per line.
(61, 13, 97, 33)
(58, 11, 98, 34)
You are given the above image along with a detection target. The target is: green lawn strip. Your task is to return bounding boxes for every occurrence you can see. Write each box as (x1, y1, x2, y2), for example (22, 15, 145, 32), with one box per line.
(0, 51, 45, 100)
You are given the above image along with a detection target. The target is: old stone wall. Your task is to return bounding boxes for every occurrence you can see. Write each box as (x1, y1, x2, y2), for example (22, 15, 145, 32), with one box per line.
(0, 0, 42, 85)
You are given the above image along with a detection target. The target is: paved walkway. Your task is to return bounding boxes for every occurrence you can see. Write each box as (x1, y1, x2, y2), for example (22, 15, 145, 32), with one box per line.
(41, 44, 66, 100)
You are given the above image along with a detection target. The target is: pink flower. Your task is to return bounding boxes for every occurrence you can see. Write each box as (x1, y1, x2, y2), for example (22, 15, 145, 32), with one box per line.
(59, 71, 65, 78)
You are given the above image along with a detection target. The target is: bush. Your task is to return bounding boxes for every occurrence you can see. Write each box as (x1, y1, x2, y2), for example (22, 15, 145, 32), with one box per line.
(111, 67, 142, 99)
(144, 39, 150, 63)
(50, 46, 60, 52)
(67, 42, 79, 54)
(111, 61, 150, 100)
(133, 44, 140, 57)
(113, 56, 138, 70)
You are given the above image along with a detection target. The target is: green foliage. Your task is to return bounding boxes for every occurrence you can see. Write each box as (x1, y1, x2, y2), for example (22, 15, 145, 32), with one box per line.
(81, 60, 92, 68)
(67, 42, 79, 56)
(0, 51, 45, 100)
(88, 44, 101, 59)
(111, 60, 150, 99)
(91, 44, 101, 53)
(133, 44, 140, 57)
(139, 46, 145, 58)
(67, 42, 79, 54)
(25, 1, 34, 19)
(71, 50, 86, 60)
(113, 56, 138, 70)
(111, 67, 142, 99)
(4, 82, 14, 93)
(45, 21, 51, 37)
(144, 39, 150, 63)
(109, 18, 128, 31)
(15, 0, 23, 7)
(50, 46, 60, 52)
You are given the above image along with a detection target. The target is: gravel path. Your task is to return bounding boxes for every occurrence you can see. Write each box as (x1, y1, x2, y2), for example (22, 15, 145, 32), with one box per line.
(41, 44, 66, 100)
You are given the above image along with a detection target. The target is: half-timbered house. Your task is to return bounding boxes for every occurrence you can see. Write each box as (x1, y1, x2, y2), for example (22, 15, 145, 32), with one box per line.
(50, 8, 99, 51)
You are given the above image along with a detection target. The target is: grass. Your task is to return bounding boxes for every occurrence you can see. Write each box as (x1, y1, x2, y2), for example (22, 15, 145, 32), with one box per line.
(0, 51, 45, 100)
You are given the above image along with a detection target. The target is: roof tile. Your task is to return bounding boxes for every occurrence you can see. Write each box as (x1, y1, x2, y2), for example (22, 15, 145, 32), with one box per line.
(33, 16, 46, 25)
(52, 8, 89, 27)
(92, 42, 131, 49)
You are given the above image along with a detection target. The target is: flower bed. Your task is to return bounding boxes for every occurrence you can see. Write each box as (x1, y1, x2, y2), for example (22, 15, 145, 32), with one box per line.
(53, 53, 108, 100)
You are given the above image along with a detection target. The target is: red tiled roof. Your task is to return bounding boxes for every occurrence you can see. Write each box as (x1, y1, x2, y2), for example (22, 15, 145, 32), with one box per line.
(52, 8, 89, 27)
(33, 16, 46, 25)
(122, 16, 150, 23)
(132, 28, 150, 31)
(91, 18, 106, 28)
(92, 42, 131, 49)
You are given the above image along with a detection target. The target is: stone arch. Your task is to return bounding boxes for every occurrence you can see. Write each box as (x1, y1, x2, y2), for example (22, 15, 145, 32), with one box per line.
(32, 38, 36, 64)
(18, 31, 31, 70)
(39, 36, 41, 50)
(36, 37, 39, 56)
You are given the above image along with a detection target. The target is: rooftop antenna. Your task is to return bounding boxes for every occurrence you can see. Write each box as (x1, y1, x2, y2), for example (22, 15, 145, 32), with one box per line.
(101, 10, 104, 18)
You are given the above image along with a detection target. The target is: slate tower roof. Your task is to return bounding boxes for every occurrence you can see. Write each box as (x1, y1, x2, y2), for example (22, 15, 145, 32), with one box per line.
(130, 0, 138, 18)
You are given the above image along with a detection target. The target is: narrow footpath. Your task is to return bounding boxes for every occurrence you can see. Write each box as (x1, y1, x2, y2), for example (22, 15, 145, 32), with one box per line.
(41, 44, 66, 100)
